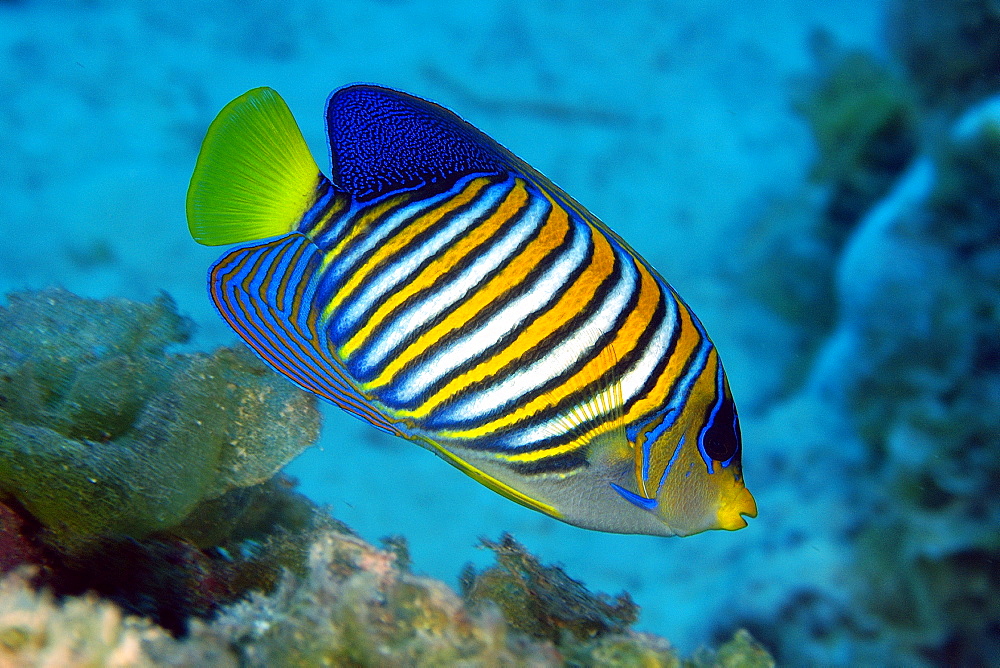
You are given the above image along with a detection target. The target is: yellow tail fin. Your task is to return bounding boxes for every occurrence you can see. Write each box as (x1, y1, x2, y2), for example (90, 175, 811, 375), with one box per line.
(187, 87, 324, 246)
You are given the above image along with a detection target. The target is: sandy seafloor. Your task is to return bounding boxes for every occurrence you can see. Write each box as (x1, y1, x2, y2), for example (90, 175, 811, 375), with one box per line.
(0, 0, 885, 654)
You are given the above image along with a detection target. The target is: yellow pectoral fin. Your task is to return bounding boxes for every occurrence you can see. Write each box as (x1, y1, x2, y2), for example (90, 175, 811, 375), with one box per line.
(422, 438, 561, 519)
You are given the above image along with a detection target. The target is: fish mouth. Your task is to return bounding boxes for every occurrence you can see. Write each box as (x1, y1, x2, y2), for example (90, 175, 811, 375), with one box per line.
(715, 486, 758, 531)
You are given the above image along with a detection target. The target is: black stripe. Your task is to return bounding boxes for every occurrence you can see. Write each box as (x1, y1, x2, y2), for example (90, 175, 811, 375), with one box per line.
(351, 191, 535, 368)
(430, 241, 627, 430)
(396, 219, 587, 410)
(311, 187, 417, 254)
(327, 200, 547, 391)
(332, 174, 501, 286)
(621, 288, 691, 423)
(299, 179, 346, 237)
(507, 450, 589, 476)
(310, 192, 424, 311)
(333, 175, 508, 343)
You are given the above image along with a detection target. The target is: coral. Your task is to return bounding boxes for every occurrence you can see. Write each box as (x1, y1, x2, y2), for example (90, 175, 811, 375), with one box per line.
(169, 528, 774, 667)
(0, 526, 775, 667)
(736, 7, 1000, 659)
(748, 90, 1000, 664)
(795, 47, 918, 237)
(461, 533, 638, 643)
(37, 477, 326, 635)
(929, 116, 1000, 257)
(0, 568, 238, 667)
(0, 288, 326, 631)
(689, 629, 775, 668)
(840, 100, 1000, 666)
(888, 0, 1000, 109)
(201, 529, 557, 667)
(0, 288, 321, 540)
(459, 534, 774, 666)
(736, 47, 918, 373)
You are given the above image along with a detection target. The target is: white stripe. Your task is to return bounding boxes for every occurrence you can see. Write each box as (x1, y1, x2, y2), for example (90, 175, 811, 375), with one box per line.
(392, 216, 590, 403)
(329, 182, 466, 282)
(358, 191, 549, 373)
(337, 181, 510, 332)
(442, 244, 638, 425)
(618, 279, 677, 404)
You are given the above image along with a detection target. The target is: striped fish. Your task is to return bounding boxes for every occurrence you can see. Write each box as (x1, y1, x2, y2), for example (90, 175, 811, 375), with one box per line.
(187, 85, 756, 537)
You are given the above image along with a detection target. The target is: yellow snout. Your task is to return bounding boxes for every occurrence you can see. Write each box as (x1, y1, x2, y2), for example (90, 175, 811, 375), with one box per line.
(716, 485, 758, 531)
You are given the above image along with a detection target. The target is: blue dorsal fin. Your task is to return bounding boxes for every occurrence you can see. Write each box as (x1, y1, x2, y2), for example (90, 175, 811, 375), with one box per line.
(326, 84, 512, 200)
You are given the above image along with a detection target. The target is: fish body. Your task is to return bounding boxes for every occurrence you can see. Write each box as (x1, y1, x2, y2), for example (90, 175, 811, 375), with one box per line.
(187, 85, 756, 537)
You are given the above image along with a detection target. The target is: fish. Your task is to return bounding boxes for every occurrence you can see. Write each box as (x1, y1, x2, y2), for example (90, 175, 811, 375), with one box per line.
(186, 85, 756, 537)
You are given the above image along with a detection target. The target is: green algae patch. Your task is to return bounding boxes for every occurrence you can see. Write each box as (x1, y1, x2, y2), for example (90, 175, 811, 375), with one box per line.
(0, 288, 320, 539)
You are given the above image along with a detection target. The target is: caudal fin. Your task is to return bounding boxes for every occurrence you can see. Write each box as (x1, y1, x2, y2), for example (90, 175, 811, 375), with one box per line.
(187, 87, 327, 246)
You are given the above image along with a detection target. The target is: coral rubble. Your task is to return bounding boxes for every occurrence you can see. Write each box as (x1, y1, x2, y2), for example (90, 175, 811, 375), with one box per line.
(0, 527, 775, 668)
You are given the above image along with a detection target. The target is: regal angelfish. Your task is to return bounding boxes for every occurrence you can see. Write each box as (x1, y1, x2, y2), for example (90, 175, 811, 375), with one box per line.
(187, 85, 757, 537)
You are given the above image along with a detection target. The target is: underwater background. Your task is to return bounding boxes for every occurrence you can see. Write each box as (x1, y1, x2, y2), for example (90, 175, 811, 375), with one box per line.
(1, 0, 998, 665)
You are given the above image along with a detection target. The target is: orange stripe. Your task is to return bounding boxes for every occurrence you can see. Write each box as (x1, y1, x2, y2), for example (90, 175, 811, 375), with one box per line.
(216, 241, 398, 435)
(216, 244, 325, 395)
(475, 256, 665, 445)
(419, 231, 667, 440)
(406, 220, 615, 417)
(304, 192, 350, 240)
(274, 236, 310, 313)
(343, 180, 525, 355)
(621, 283, 700, 426)
(329, 177, 492, 326)
(320, 192, 413, 268)
(366, 193, 572, 393)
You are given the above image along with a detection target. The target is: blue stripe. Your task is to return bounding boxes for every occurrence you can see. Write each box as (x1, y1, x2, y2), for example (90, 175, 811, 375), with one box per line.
(656, 433, 685, 494)
(210, 234, 399, 435)
(610, 482, 658, 510)
(298, 180, 337, 234)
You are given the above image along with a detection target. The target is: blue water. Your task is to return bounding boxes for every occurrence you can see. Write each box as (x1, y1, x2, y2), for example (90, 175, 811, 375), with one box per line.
(7, 1, 996, 664)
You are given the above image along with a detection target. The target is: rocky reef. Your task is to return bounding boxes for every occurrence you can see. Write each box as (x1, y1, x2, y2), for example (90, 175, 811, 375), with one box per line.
(734, 0, 1000, 664)
(0, 288, 773, 667)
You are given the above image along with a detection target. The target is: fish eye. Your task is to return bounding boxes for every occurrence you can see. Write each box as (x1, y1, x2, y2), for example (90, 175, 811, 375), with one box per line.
(702, 397, 740, 463)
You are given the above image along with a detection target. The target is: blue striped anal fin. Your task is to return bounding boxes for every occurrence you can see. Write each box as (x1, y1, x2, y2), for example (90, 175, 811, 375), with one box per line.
(210, 233, 400, 436)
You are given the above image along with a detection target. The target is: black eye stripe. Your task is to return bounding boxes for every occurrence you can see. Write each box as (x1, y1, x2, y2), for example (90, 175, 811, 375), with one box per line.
(703, 396, 740, 462)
